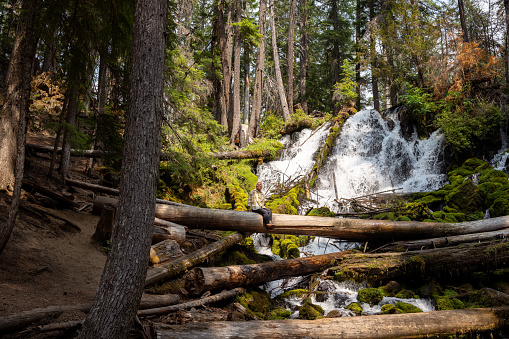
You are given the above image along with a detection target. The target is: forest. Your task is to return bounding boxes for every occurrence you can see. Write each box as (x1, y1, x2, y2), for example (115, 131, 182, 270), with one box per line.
(0, 0, 509, 338)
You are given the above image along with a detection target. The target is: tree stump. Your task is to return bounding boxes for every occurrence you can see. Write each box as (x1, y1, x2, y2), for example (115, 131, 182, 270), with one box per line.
(93, 203, 115, 244)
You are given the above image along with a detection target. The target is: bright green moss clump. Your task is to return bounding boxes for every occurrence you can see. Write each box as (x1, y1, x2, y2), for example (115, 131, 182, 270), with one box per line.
(346, 302, 363, 315)
(357, 288, 383, 306)
(395, 302, 422, 313)
(298, 298, 324, 320)
(307, 207, 336, 217)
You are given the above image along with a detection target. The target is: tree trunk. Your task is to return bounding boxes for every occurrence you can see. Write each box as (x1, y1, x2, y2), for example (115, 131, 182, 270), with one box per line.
(458, 0, 468, 43)
(286, 0, 296, 113)
(298, 0, 309, 114)
(505, 0, 509, 85)
(355, 0, 361, 109)
(331, 0, 341, 115)
(369, 0, 380, 112)
(0, 0, 38, 254)
(77, 0, 167, 337)
(145, 232, 244, 286)
(184, 250, 352, 295)
(153, 307, 509, 339)
(242, 44, 250, 126)
(92, 203, 115, 244)
(377, 228, 509, 252)
(229, 0, 242, 145)
(58, 83, 79, 182)
(248, 0, 267, 139)
(269, 0, 290, 122)
(138, 288, 244, 317)
(149, 203, 509, 241)
(331, 240, 509, 284)
(218, 0, 233, 128)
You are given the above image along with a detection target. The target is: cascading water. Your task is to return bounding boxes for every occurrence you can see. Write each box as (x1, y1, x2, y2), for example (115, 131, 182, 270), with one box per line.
(253, 109, 445, 317)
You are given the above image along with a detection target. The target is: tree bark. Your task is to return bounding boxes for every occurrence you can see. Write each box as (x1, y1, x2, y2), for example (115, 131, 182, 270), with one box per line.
(138, 288, 244, 317)
(331, 0, 341, 115)
(0, 0, 38, 255)
(153, 307, 509, 339)
(58, 82, 79, 182)
(218, 0, 233, 128)
(269, 0, 290, 122)
(92, 203, 115, 244)
(229, 0, 242, 145)
(150, 239, 183, 264)
(458, 0, 469, 43)
(150, 203, 509, 241)
(248, 0, 267, 139)
(145, 232, 244, 286)
(298, 0, 309, 114)
(369, 0, 380, 112)
(184, 250, 351, 295)
(77, 0, 167, 337)
(286, 0, 296, 113)
(331, 240, 509, 283)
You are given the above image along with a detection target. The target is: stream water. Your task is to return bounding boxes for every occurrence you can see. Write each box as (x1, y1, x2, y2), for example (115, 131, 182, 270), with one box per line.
(254, 109, 447, 317)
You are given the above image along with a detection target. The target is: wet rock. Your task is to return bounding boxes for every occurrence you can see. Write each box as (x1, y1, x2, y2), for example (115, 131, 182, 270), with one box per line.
(381, 281, 402, 297)
(325, 309, 351, 318)
(298, 298, 324, 320)
(346, 302, 363, 316)
(357, 287, 383, 306)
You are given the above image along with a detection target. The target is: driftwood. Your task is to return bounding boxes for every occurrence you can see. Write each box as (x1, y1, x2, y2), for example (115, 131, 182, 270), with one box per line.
(184, 250, 352, 296)
(138, 288, 244, 317)
(153, 307, 509, 339)
(22, 179, 79, 208)
(328, 240, 509, 283)
(145, 232, 244, 286)
(375, 228, 509, 252)
(0, 294, 179, 334)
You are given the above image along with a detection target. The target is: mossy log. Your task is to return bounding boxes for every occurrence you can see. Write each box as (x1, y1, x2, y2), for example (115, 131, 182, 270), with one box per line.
(145, 232, 244, 286)
(330, 240, 509, 283)
(211, 149, 283, 160)
(183, 251, 352, 295)
(138, 288, 244, 317)
(153, 307, 509, 339)
(378, 228, 509, 252)
(92, 196, 509, 241)
(0, 294, 180, 334)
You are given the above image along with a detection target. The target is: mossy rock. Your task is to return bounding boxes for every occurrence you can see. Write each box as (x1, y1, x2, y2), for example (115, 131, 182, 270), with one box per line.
(479, 169, 508, 185)
(445, 179, 482, 215)
(468, 288, 509, 307)
(298, 298, 324, 320)
(268, 307, 292, 319)
(478, 182, 504, 206)
(307, 207, 336, 217)
(277, 289, 309, 299)
(346, 302, 363, 316)
(357, 288, 383, 306)
(280, 239, 300, 259)
(381, 281, 402, 297)
(395, 216, 411, 221)
(395, 289, 419, 299)
(435, 296, 465, 310)
(395, 302, 422, 313)
(490, 195, 509, 217)
(381, 304, 403, 314)
(236, 289, 272, 318)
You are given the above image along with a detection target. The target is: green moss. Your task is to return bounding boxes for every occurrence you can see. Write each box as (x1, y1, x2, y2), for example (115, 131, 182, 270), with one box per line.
(445, 179, 482, 215)
(395, 216, 411, 221)
(479, 169, 509, 185)
(381, 304, 403, 314)
(490, 195, 509, 217)
(395, 302, 423, 313)
(268, 307, 292, 319)
(395, 289, 419, 299)
(346, 302, 363, 316)
(436, 297, 454, 310)
(307, 207, 336, 217)
(298, 298, 324, 320)
(357, 288, 383, 306)
(280, 239, 300, 259)
(277, 289, 309, 299)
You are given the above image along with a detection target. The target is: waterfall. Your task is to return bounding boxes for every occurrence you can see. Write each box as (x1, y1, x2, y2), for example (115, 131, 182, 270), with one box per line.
(253, 109, 446, 316)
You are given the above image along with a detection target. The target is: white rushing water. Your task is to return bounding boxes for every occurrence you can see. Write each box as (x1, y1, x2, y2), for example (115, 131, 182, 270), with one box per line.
(253, 109, 445, 316)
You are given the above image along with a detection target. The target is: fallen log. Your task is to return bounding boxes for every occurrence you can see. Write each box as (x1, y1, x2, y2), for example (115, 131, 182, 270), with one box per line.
(153, 224, 186, 245)
(375, 228, 509, 252)
(329, 240, 509, 283)
(138, 288, 244, 317)
(0, 293, 179, 334)
(151, 203, 509, 241)
(26, 143, 107, 158)
(150, 239, 184, 264)
(88, 189, 190, 211)
(210, 149, 283, 160)
(92, 196, 509, 240)
(183, 250, 352, 295)
(145, 232, 244, 286)
(153, 307, 509, 339)
(22, 179, 79, 208)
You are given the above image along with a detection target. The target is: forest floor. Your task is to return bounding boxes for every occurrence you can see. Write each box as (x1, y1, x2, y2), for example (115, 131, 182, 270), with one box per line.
(0, 133, 108, 324)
